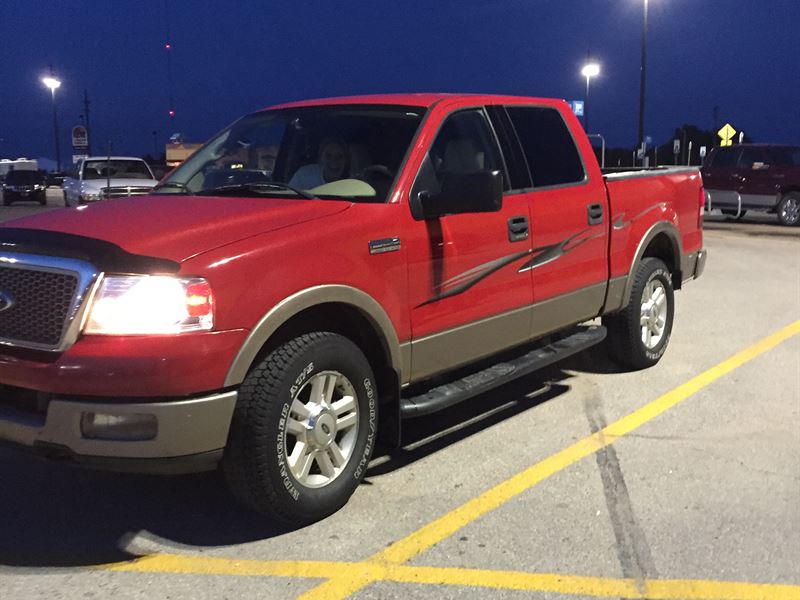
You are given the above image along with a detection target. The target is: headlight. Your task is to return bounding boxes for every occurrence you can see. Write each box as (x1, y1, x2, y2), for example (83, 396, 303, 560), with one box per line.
(85, 276, 214, 335)
(80, 191, 102, 202)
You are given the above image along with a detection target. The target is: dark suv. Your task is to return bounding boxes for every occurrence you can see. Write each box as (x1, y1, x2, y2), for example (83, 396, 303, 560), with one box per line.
(703, 144, 800, 226)
(1, 170, 48, 206)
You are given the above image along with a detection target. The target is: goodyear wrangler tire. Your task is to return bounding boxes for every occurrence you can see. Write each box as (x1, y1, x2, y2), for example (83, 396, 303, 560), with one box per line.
(223, 332, 378, 524)
(603, 258, 674, 370)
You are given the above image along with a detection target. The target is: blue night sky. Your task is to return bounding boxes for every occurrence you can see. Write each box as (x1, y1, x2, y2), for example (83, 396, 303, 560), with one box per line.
(1, 0, 798, 163)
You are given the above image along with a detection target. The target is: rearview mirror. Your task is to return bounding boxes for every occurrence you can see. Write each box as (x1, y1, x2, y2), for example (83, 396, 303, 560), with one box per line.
(420, 170, 503, 219)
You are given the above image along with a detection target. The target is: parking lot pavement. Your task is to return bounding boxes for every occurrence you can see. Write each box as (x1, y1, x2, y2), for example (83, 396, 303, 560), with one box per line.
(0, 212, 798, 599)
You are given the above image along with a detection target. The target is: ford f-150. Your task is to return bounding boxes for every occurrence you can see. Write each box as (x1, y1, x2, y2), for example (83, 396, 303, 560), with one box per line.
(0, 94, 706, 525)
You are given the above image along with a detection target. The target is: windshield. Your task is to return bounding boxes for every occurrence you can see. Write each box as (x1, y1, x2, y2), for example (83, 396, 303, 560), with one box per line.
(83, 160, 154, 180)
(5, 170, 45, 184)
(155, 104, 425, 202)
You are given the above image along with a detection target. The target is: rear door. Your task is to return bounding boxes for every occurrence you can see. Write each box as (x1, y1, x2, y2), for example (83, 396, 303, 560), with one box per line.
(703, 147, 741, 209)
(735, 147, 776, 207)
(406, 107, 534, 381)
(503, 105, 609, 337)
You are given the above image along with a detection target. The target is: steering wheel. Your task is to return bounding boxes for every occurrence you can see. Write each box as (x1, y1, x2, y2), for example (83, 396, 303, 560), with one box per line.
(358, 165, 394, 180)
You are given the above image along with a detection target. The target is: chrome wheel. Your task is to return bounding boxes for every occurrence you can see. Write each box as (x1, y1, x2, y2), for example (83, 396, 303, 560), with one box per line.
(640, 279, 668, 349)
(285, 371, 359, 488)
(779, 196, 800, 225)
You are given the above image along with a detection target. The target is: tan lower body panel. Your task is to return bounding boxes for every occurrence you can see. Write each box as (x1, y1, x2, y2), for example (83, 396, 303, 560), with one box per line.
(600, 275, 629, 314)
(409, 282, 607, 384)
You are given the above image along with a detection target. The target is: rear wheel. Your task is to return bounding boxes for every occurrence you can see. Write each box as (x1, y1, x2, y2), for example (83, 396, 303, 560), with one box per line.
(777, 193, 800, 226)
(603, 258, 674, 370)
(223, 332, 378, 525)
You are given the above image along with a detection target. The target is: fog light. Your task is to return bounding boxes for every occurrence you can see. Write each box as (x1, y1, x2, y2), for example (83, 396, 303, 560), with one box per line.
(81, 412, 158, 441)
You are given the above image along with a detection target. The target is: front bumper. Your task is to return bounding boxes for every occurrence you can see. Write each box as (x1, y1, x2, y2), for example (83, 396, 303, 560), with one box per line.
(0, 390, 237, 474)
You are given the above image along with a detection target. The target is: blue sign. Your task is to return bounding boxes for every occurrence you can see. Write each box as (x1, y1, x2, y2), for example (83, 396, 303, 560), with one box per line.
(569, 100, 584, 117)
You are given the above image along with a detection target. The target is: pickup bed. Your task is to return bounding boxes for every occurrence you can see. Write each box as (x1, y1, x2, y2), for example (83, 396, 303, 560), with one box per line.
(0, 94, 706, 525)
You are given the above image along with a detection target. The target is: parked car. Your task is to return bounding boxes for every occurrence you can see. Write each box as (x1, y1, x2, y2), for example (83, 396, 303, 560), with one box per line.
(61, 156, 159, 206)
(45, 171, 67, 188)
(0, 94, 705, 525)
(1, 169, 47, 205)
(703, 144, 800, 226)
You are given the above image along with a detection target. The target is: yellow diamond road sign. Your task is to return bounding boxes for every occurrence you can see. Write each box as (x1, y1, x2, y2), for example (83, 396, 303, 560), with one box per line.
(718, 123, 737, 147)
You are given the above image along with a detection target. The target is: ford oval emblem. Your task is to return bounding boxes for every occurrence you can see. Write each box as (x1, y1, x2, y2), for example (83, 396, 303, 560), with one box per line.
(0, 291, 15, 313)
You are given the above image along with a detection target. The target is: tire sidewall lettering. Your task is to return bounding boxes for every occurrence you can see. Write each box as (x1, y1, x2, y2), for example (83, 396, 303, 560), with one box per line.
(353, 377, 377, 481)
(277, 360, 314, 503)
(276, 402, 301, 502)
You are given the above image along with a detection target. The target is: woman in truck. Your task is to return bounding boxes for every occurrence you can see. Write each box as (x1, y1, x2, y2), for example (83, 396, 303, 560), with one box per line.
(288, 137, 350, 189)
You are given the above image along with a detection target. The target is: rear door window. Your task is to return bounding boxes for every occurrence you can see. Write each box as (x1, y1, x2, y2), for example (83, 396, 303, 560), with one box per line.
(710, 147, 739, 168)
(505, 106, 585, 188)
(737, 148, 768, 169)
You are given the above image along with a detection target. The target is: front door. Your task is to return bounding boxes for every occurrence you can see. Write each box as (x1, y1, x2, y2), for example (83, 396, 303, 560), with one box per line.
(406, 108, 534, 382)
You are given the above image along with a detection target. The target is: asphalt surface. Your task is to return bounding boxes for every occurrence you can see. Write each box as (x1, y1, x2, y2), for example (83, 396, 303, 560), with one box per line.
(0, 191, 798, 599)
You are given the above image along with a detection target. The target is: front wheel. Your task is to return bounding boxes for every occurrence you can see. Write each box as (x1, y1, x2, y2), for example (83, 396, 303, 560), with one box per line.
(777, 193, 800, 226)
(223, 332, 378, 525)
(603, 257, 674, 370)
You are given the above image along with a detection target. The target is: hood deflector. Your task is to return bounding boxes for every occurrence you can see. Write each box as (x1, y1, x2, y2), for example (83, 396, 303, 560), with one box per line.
(0, 228, 180, 274)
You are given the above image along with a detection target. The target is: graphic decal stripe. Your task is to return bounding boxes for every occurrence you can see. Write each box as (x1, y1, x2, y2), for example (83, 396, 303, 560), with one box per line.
(417, 250, 531, 307)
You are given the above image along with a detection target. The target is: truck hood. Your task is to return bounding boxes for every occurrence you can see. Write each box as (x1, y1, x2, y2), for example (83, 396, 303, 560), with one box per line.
(3, 194, 350, 263)
(81, 178, 159, 190)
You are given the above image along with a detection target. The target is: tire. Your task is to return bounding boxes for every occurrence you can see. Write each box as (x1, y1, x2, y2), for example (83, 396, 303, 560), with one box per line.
(777, 193, 800, 226)
(603, 258, 674, 370)
(223, 332, 378, 524)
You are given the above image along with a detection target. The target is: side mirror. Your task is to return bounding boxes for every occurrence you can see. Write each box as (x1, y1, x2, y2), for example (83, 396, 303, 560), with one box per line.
(420, 170, 503, 219)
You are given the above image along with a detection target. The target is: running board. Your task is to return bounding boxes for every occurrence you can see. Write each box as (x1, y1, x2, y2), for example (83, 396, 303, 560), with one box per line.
(400, 326, 607, 419)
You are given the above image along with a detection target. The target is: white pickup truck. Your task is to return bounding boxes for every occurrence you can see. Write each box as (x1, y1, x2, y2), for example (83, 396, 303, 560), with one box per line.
(62, 156, 159, 207)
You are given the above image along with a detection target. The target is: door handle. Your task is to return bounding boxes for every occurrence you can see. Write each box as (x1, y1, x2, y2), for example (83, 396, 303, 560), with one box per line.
(587, 203, 604, 225)
(507, 216, 529, 242)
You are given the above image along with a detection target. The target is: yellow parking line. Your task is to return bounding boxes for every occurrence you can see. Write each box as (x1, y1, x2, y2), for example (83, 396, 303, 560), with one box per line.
(108, 553, 800, 600)
(298, 320, 800, 599)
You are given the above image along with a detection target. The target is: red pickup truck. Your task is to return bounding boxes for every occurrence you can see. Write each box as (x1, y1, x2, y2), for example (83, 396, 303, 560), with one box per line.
(0, 94, 705, 524)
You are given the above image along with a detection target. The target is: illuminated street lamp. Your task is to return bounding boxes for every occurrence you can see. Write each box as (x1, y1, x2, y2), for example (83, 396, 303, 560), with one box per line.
(581, 62, 600, 134)
(41, 74, 62, 171)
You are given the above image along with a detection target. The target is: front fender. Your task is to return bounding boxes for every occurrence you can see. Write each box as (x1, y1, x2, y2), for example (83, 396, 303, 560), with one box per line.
(224, 284, 403, 386)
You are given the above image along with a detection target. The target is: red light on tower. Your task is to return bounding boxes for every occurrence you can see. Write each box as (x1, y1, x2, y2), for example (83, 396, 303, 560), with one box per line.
(168, 109, 175, 118)
(165, 43, 171, 50)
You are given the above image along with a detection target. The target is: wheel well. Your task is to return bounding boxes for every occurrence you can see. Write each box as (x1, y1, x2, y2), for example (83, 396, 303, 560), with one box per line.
(247, 302, 401, 447)
(641, 232, 679, 289)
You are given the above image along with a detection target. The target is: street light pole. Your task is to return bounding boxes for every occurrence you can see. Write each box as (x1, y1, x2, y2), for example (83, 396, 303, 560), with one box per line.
(637, 0, 649, 164)
(42, 73, 62, 172)
(581, 62, 600, 134)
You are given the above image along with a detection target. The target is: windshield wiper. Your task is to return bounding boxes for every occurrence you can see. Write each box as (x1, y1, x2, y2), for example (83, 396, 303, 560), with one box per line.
(198, 182, 318, 200)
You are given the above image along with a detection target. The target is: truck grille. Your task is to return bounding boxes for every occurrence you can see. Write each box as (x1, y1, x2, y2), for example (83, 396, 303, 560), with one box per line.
(0, 266, 79, 348)
(101, 186, 153, 199)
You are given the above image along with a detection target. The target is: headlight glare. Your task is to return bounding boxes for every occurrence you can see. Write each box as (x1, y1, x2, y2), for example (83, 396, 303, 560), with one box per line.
(85, 276, 214, 335)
